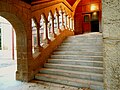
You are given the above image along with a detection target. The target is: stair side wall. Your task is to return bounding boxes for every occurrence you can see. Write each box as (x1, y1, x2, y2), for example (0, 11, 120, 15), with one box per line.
(102, 1, 120, 90)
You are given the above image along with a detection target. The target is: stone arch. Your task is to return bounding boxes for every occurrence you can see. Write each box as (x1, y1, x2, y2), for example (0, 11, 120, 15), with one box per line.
(32, 17, 38, 26)
(0, 0, 32, 81)
(41, 13, 48, 23)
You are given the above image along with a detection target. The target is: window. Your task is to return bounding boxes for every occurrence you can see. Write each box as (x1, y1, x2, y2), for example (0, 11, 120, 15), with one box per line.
(84, 15, 90, 22)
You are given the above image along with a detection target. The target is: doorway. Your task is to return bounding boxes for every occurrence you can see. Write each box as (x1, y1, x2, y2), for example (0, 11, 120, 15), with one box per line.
(91, 20, 99, 32)
(91, 12, 99, 32)
(0, 16, 17, 60)
(0, 16, 17, 89)
(82, 11, 99, 33)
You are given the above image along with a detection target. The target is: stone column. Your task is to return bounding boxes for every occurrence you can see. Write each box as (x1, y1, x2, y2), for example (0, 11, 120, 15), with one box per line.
(45, 21, 50, 44)
(102, 0, 120, 90)
(68, 16, 70, 30)
(71, 18, 73, 30)
(72, 18, 74, 30)
(71, 18, 74, 31)
(65, 14, 68, 29)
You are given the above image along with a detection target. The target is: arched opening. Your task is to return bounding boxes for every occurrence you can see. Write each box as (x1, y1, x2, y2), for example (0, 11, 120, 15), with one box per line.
(0, 16, 17, 60)
(40, 14, 47, 46)
(47, 12, 54, 40)
(54, 10, 59, 35)
(0, 11, 29, 83)
(31, 18, 37, 53)
(0, 16, 17, 86)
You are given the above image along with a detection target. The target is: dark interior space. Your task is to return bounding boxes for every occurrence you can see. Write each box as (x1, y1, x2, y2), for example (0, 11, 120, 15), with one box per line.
(91, 20, 99, 32)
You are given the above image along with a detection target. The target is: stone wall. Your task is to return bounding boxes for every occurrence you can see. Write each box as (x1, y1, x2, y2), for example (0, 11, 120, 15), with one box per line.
(0, 0, 32, 81)
(102, 0, 120, 90)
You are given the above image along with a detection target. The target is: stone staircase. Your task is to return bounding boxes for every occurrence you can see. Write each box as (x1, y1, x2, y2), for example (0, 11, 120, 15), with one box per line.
(35, 33, 104, 90)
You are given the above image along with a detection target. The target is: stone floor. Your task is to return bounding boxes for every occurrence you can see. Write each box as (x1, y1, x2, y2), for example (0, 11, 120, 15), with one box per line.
(0, 59, 90, 90)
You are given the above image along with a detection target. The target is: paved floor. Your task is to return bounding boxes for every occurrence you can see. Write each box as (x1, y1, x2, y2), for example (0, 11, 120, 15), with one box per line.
(0, 59, 89, 90)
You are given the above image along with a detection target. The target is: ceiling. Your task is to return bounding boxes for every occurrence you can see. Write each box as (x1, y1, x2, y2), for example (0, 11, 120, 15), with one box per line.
(66, 0, 76, 6)
(21, 0, 76, 6)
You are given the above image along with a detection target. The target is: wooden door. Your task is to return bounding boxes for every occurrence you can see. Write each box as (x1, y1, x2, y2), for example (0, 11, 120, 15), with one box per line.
(82, 14, 91, 33)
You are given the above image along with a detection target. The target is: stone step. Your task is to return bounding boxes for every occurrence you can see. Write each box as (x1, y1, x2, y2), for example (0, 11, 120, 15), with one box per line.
(44, 63, 103, 74)
(47, 59, 103, 67)
(39, 68, 103, 82)
(63, 39, 103, 43)
(56, 48, 103, 52)
(35, 74, 104, 90)
(53, 51, 103, 56)
(64, 38, 103, 42)
(61, 42, 103, 46)
(60, 43, 103, 47)
(66, 36, 102, 40)
(66, 36, 102, 39)
(68, 33, 102, 39)
(50, 55, 103, 61)
(58, 46, 103, 50)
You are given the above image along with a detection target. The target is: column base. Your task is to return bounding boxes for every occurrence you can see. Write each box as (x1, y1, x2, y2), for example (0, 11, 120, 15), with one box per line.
(16, 70, 34, 82)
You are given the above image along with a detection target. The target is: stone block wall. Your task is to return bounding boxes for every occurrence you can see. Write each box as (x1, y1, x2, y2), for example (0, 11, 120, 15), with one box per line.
(0, 0, 32, 81)
(102, 0, 120, 90)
